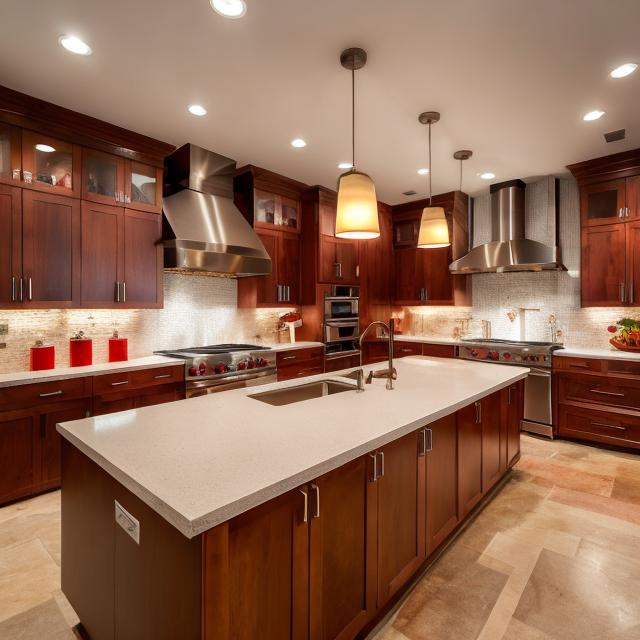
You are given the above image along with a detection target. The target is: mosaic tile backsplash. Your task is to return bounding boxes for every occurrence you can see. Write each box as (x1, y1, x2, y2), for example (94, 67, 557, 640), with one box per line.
(402, 177, 639, 349)
(0, 274, 296, 374)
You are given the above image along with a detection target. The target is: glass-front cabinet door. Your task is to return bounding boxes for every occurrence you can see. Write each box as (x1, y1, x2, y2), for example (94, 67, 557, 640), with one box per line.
(21, 131, 80, 196)
(125, 161, 162, 213)
(0, 124, 21, 185)
(254, 189, 301, 233)
(82, 148, 125, 206)
(580, 179, 626, 227)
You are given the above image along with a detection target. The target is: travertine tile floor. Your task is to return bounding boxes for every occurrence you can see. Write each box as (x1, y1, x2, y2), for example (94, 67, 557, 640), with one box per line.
(0, 435, 639, 639)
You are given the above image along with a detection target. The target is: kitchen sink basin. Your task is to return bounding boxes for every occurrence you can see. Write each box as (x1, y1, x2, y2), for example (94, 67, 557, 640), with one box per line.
(249, 379, 357, 406)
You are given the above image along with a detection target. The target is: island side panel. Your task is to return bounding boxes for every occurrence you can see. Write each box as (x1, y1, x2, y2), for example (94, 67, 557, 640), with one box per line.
(61, 440, 202, 640)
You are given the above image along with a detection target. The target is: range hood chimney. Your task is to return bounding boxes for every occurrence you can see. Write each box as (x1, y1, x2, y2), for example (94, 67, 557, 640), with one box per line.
(162, 144, 271, 277)
(449, 179, 565, 274)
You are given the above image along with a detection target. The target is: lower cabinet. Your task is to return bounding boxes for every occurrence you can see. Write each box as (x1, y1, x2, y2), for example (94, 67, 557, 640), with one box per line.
(457, 401, 484, 518)
(277, 347, 324, 381)
(503, 381, 524, 467)
(481, 392, 503, 493)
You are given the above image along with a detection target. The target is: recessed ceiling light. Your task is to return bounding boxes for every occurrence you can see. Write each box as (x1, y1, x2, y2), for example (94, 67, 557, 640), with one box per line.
(291, 138, 307, 148)
(583, 110, 605, 121)
(480, 172, 496, 180)
(338, 162, 353, 170)
(35, 144, 56, 153)
(188, 104, 207, 116)
(417, 168, 430, 175)
(210, 0, 247, 18)
(58, 35, 92, 56)
(610, 63, 637, 79)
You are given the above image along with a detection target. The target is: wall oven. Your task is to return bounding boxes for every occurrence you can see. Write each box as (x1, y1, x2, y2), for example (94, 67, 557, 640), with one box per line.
(324, 319, 359, 343)
(324, 285, 360, 357)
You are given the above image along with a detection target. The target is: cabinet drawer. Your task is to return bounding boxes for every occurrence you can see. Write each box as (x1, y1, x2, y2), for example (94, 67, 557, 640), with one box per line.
(324, 353, 361, 373)
(558, 404, 640, 448)
(0, 376, 91, 411)
(277, 364, 323, 382)
(92, 371, 134, 395)
(422, 344, 456, 358)
(394, 341, 423, 357)
(276, 347, 323, 367)
(131, 365, 184, 387)
(558, 374, 640, 412)
(553, 356, 602, 373)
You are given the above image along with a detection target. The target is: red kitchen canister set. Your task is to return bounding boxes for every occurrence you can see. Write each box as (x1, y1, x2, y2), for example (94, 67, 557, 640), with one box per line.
(29, 330, 129, 371)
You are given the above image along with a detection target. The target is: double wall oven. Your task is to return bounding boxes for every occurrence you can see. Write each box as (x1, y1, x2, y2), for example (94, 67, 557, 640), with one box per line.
(324, 285, 361, 369)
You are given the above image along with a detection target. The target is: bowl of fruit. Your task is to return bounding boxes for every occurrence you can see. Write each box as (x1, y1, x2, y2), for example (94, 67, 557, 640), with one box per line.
(607, 318, 640, 352)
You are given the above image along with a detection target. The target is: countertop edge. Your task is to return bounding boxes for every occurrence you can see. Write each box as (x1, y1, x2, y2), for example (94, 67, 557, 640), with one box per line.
(554, 348, 640, 362)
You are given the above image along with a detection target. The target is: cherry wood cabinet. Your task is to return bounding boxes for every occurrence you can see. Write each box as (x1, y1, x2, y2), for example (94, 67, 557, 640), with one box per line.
(627, 220, 640, 305)
(125, 161, 163, 213)
(0, 123, 22, 186)
(457, 401, 484, 518)
(481, 392, 502, 493)
(82, 148, 126, 206)
(324, 352, 361, 373)
(203, 488, 309, 640)
(309, 456, 376, 640)
(425, 414, 458, 556)
(503, 381, 524, 468)
(580, 179, 627, 227)
(374, 429, 426, 608)
(277, 346, 324, 381)
(581, 224, 627, 306)
(0, 183, 21, 306)
(0, 411, 38, 504)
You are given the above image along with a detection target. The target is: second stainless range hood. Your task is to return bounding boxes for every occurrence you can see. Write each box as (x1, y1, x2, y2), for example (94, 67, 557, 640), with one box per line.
(163, 144, 271, 277)
(449, 179, 565, 274)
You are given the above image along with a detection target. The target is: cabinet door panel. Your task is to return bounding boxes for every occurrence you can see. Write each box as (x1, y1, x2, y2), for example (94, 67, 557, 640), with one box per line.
(580, 179, 626, 227)
(0, 412, 37, 504)
(126, 161, 162, 213)
(628, 220, 640, 306)
(81, 201, 123, 306)
(310, 456, 376, 640)
(335, 241, 359, 284)
(0, 123, 22, 185)
(457, 402, 483, 518)
(203, 489, 309, 640)
(22, 190, 80, 306)
(418, 245, 454, 304)
(627, 175, 640, 221)
(0, 184, 21, 306)
(394, 248, 418, 303)
(279, 234, 300, 304)
(377, 430, 425, 607)
(123, 209, 162, 306)
(581, 225, 627, 306)
(481, 392, 502, 493)
(426, 414, 458, 556)
(256, 230, 279, 304)
(506, 381, 523, 468)
(82, 148, 125, 206)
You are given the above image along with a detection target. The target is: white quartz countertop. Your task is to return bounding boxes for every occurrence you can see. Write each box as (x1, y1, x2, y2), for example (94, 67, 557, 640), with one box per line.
(554, 347, 640, 362)
(393, 335, 462, 346)
(58, 357, 529, 539)
(0, 356, 182, 389)
(267, 341, 324, 352)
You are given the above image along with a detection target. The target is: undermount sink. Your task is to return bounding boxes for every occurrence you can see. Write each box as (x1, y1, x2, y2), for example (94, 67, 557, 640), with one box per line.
(249, 379, 357, 406)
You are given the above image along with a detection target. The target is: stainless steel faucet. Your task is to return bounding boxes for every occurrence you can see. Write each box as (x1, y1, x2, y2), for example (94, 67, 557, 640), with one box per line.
(359, 319, 397, 390)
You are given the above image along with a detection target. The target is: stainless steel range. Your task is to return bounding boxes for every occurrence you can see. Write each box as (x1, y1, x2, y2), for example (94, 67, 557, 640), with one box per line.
(155, 344, 276, 398)
(458, 338, 563, 438)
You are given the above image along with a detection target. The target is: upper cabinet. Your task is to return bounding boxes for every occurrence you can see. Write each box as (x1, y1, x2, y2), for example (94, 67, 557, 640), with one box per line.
(126, 161, 163, 213)
(568, 149, 640, 307)
(0, 123, 21, 185)
(317, 196, 359, 284)
(391, 191, 470, 306)
(254, 189, 301, 232)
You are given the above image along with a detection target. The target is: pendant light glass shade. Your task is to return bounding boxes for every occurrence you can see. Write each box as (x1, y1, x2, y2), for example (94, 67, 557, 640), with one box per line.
(417, 206, 450, 248)
(336, 170, 380, 239)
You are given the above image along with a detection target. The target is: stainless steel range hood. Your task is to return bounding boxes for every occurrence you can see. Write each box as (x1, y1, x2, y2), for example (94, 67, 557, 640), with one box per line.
(449, 179, 565, 274)
(163, 144, 271, 277)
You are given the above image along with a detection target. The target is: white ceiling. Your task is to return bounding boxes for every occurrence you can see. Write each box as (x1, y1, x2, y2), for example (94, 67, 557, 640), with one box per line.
(2, 0, 639, 203)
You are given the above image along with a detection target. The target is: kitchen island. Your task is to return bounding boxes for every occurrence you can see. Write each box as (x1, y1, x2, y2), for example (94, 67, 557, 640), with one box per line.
(58, 356, 528, 640)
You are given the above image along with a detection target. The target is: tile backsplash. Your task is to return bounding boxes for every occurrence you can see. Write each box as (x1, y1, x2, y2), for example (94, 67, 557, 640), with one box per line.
(402, 177, 639, 349)
(0, 274, 295, 374)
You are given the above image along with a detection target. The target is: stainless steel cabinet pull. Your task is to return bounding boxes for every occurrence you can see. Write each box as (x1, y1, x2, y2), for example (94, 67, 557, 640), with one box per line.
(378, 451, 385, 477)
(286, 285, 291, 302)
(619, 283, 626, 304)
(590, 421, 625, 431)
(508, 386, 512, 405)
(122, 281, 126, 303)
(39, 390, 63, 398)
(569, 362, 589, 369)
(110, 380, 129, 386)
(418, 429, 427, 456)
(619, 207, 625, 218)
(115, 281, 121, 302)
(277, 284, 282, 302)
(369, 452, 378, 482)
(401, 349, 413, 353)
(425, 428, 433, 453)
(154, 374, 172, 379)
(335, 262, 343, 278)
(11, 276, 15, 302)
(19, 277, 24, 301)
(299, 487, 309, 523)
(625, 207, 630, 217)
(311, 483, 320, 518)
(475, 401, 482, 424)
(589, 388, 625, 397)
(28, 277, 33, 301)
(282, 355, 296, 360)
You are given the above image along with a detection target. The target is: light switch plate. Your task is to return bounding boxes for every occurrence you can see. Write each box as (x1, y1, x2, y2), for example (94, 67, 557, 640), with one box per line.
(115, 500, 140, 544)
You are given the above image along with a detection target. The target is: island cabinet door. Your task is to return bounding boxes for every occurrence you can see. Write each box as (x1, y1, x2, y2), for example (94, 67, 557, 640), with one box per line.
(309, 455, 377, 640)
(481, 392, 503, 493)
(457, 401, 483, 518)
(425, 414, 459, 556)
(203, 488, 310, 640)
(505, 380, 524, 468)
(0, 410, 39, 504)
(375, 429, 426, 608)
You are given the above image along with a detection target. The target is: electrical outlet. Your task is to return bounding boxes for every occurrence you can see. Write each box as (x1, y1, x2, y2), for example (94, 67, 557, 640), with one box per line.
(0, 324, 8, 335)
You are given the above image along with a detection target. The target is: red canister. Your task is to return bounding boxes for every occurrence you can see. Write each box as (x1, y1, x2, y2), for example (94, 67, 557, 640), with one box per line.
(108, 331, 128, 363)
(30, 341, 55, 371)
(69, 332, 92, 367)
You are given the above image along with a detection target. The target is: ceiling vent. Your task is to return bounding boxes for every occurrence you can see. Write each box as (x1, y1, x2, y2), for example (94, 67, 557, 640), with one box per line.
(604, 128, 625, 143)
(402, 190, 417, 196)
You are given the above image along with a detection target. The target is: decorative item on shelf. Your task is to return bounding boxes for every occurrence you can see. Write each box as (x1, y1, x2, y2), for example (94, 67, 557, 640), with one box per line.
(69, 331, 93, 367)
(280, 311, 302, 343)
(417, 112, 450, 249)
(30, 340, 55, 371)
(608, 318, 640, 352)
(108, 329, 128, 362)
(335, 47, 380, 240)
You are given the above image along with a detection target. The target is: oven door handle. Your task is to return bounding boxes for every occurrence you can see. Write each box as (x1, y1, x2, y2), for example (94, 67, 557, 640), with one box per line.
(325, 321, 359, 327)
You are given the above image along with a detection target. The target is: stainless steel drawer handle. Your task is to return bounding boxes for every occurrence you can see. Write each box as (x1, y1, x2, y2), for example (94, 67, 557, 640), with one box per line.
(28, 276, 33, 301)
(39, 390, 63, 398)
(311, 483, 320, 518)
(401, 349, 413, 353)
(369, 452, 378, 482)
(589, 389, 625, 397)
(111, 380, 129, 386)
(590, 421, 625, 431)
(569, 363, 590, 368)
(122, 281, 126, 303)
(378, 451, 385, 477)
(282, 355, 296, 360)
(11, 276, 16, 302)
(299, 487, 309, 523)
(154, 373, 172, 379)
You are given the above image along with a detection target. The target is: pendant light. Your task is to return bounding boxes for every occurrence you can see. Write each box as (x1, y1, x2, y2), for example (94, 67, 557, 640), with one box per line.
(453, 149, 473, 190)
(335, 47, 380, 240)
(417, 111, 450, 249)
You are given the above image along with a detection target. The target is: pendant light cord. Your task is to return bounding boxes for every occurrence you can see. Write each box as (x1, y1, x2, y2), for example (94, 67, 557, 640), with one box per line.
(459, 158, 463, 191)
(428, 121, 432, 205)
(351, 66, 355, 171)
